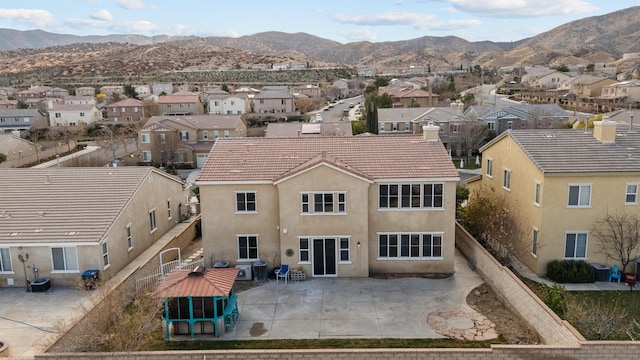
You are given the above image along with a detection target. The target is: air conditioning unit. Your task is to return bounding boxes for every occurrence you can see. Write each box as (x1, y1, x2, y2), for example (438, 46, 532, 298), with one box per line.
(235, 264, 252, 281)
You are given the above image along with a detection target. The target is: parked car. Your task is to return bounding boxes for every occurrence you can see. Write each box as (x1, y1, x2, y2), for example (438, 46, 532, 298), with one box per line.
(349, 103, 355, 108)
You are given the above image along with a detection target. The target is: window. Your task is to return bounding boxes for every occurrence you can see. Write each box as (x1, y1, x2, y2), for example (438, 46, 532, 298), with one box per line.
(126, 116, 133, 121)
(180, 131, 189, 140)
(238, 235, 258, 260)
(224, 130, 230, 138)
(51, 247, 79, 271)
(79, 112, 85, 117)
(102, 242, 110, 267)
(507, 121, 513, 130)
(142, 151, 151, 162)
(203, 131, 209, 140)
(126, 224, 133, 250)
(452, 124, 460, 133)
(300, 192, 346, 214)
(379, 184, 443, 209)
(378, 233, 443, 259)
(0, 248, 12, 272)
(339, 237, 350, 262)
(534, 181, 541, 205)
(564, 232, 588, 259)
(568, 184, 591, 207)
(532, 228, 538, 256)
(626, 183, 638, 204)
(141, 134, 150, 143)
(55, 113, 61, 118)
(236, 192, 257, 212)
(214, 130, 219, 139)
(133, 107, 139, 113)
(503, 169, 511, 190)
(299, 238, 310, 263)
(149, 210, 157, 232)
(487, 122, 495, 131)
(486, 158, 493, 177)
(159, 134, 166, 144)
(167, 200, 172, 220)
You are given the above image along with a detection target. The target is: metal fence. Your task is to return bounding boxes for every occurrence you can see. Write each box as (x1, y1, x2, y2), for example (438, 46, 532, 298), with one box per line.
(135, 259, 204, 295)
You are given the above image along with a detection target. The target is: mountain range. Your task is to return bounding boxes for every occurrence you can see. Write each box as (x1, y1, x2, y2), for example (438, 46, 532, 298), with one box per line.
(0, 6, 639, 78)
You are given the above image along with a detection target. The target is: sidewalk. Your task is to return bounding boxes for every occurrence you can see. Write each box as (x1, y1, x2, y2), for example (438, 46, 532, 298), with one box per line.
(31, 145, 101, 168)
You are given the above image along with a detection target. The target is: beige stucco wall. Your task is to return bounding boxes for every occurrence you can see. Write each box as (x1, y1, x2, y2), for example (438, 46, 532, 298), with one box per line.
(476, 134, 640, 275)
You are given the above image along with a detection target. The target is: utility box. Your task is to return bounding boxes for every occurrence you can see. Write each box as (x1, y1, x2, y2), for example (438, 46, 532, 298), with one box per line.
(81, 269, 99, 290)
(253, 260, 268, 282)
(591, 263, 610, 282)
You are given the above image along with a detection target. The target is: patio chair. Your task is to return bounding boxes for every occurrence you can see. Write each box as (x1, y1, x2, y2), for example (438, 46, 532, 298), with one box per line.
(275, 264, 289, 284)
(609, 264, 621, 283)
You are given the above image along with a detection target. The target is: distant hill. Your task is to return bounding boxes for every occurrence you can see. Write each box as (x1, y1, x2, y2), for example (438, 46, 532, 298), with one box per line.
(0, 6, 638, 77)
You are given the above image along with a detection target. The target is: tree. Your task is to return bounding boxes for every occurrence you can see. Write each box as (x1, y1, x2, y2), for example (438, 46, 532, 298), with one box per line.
(457, 122, 490, 164)
(365, 95, 379, 134)
(593, 210, 640, 273)
(554, 64, 570, 72)
(373, 77, 389, 87)
(221, 84, 230, 92)
(377, 93, 393, 108)
(0, 153, 6, 164)
(456, 92, 475, 110)
(16, 100, 29, 109)
(142, 100, 161, 119)
(123, 84, 139, 99)
(351, 120, 367, 135)
(586, 63, 595, 72)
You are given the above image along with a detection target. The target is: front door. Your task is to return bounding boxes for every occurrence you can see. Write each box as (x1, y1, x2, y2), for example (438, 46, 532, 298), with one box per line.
(312, 238, 337, 276)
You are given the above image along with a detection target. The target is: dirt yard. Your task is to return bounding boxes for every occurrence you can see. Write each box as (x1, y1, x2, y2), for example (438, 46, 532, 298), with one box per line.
(467, 283, 540, 344)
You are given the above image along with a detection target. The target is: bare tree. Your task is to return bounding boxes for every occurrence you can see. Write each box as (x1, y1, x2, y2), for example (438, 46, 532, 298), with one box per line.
(457, 121, 490, 164)
(593, 209, 640, 273)
(567, 299, 629, 340)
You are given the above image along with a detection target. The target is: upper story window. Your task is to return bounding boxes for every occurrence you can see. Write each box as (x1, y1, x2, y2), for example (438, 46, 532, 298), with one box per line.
(149, 209, 157, 232)
(141, 134, 150, 143)
(126, 224, 133, 250)
(224, 130, 230, 138)
(503, 169, 511, 190)
(159, 134, 166, 144)
(626, 183, 638, 205)
(534, 181, 541, 206)
(214, 130, 219, 139)
(487, 122, 495, 131)
(102, 242, 110, 268)
(568, 184, 591, 207)
(379, 184, 443, 209)
(203, 131, 209, 140)
(301, 192, 346, 214)
(486, 158, 493, 177)
(236, 192, 257, 213)
(180, 131, 189, 140)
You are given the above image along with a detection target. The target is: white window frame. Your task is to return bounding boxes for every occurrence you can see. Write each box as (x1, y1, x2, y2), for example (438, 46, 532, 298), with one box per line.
(141, 134, 150, 143)
(487, 122, 495, 131)
(126, 223, 133, 251)
(203, 131, 209, 140)
(531, 227, 538, 257)
(51, 246, 79, 272)
(534, 181, 541, 206)
(102, 241, 110, 269)
(486, 158, 493, 178)
(167, 200, 172, 220)
(300, 192, 347, 215)
(299, 237, 310, 263)
(378, 183, 443, 210)
(142, 151, 152, 162)
(626, 183, 638, 205)
(214, 130, 219, 139)
(564, 232, 588, 260)
(567, 184, 591, 207)
(180, 131, 189, 140)
(235, 191, 257, 213)
(502, 168, 511, 191)
(0, 248, 13, 272)
(339, 237, 351, 263)
(237, 235, 259, 261)
(149, 209, 157, 233)
(224, 130, 230, 138)
(377, 232, 443, 259)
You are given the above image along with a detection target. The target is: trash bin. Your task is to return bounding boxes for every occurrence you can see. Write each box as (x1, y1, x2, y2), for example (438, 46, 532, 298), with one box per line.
(253, 260, 267, 282)
(213, 261, 230, 268)
(591, 263, 610, 282)
(81, 269, 99, 290)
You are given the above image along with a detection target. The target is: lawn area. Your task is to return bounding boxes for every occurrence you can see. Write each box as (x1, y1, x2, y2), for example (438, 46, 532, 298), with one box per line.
(452, 157, 481, 170)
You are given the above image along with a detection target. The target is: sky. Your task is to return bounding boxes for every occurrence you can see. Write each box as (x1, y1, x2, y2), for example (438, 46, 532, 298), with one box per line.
(0, 0, 638, 44)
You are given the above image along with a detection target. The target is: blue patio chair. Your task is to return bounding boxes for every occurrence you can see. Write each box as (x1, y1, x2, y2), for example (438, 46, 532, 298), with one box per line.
(609, 264, 621, 283)
(275, 264, 289, 284)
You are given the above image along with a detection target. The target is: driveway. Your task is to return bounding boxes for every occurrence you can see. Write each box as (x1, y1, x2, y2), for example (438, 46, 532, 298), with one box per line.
(227, 250, 485, 340)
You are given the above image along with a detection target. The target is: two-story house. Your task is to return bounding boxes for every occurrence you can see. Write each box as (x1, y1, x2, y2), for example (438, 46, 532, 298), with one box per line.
(158, 92, 204, 116)
(252, 90, 295, 114)
(196, 128, 459, 278)
(465, 103, 569, 135)
(378, 86, 439, 107)
(153, 83, 174, 95)
(99, 85, 124, 97)
(0, 167, 188, 288)
(105, 98, 144, 122)
(600, 80, 640, 103)
(0, 109, 48, 132)
(74, 86, 96, 97)
(208, 93, 248, 115)
(48, 103, 102, 127)
(471, 121, 640, 276)
(139, 114, 246, 168)
(567, 75, 618, 98)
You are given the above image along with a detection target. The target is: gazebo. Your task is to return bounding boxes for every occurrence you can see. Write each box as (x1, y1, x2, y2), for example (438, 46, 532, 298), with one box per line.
(155, 266, 240, 338)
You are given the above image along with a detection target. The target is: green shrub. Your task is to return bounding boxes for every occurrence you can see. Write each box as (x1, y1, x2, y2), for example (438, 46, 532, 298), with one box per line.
(541, 283, 567, 318)
(546, 260, 595, 283)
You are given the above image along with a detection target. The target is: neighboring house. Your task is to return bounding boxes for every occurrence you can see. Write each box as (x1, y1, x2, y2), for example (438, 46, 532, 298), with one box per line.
(528, 70, 574, 89)
(0, 167, 189, 288)
(252, 90, 295, 114)
(0, 109, 48, 132)
(331, 79, 349, 99)
(265, 122, 352, 137)
(48, 103, 102, 127)
(140, 114, 246, 168)
(99, 85, 124, 97)
(153, 83, 174, 95)
(196, 130, 459, 278)
(358, 68, 377, 77)
(46, 87, 70, 98)
(0, 98, 16, 109)
(75, 87, 96, 97)
(293, 84, 321, 99)
(158, 92, 204, 116)
(63, 96, 96, 106)
(105, 98, 144, 122)
(471, 121, 640, 276)
(465, 103, 569, 135)
(567, 75, 618, 98)
(208, 94, 248, 115)
(378, 86, 439, 107)
(0, 133, 35, 163)
(600, 80, 640, 103)
(16, 88, 45, 101)
(135, 85, 151, 97)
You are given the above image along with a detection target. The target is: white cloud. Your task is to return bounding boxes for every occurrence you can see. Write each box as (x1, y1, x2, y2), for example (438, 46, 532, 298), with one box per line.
(332, 12, 437, 26)
(441, 0, 599, 17)
(90, 9, 113, 21)
(338, 29, 378, 42)
(116, 0, 149, 10)
(0, 8, 56, 27)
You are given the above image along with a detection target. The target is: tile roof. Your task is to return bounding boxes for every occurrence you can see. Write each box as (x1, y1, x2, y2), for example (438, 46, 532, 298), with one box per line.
(158, 94, 200, 103)
(108, 98, 142, 107)
(0, 167, 182, 244)
(144, 114, 243, 130)
(0, 109, 40, 117)
(481, 128, 640, 173)
(265, 122, 352, 137)
(197, 135, 459, 183)
(155, 267, 239, 297)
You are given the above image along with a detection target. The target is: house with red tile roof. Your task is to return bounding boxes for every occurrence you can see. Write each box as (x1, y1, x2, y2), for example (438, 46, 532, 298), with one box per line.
(196, 126, 459, 278)
(378, 86, 440, 107)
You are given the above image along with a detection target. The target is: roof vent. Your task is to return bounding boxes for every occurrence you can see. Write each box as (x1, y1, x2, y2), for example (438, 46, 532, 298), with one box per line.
(189, 265, 207, 276)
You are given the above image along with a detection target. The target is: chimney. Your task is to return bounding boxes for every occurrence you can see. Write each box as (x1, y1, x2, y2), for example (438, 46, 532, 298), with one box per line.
(297, 129, 301, 138)
(593, 116, 617, 144)
(422, 122, 440, 141)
